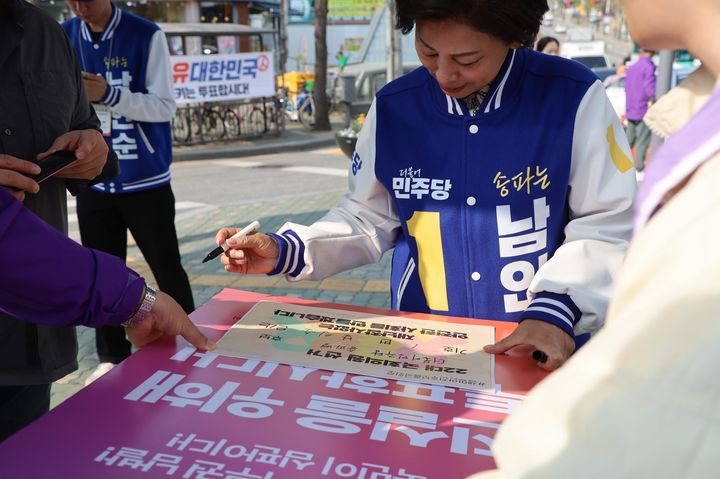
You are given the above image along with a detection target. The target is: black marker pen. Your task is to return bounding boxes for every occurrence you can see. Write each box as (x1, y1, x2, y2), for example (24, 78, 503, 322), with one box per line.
(202, 220, 260, 263)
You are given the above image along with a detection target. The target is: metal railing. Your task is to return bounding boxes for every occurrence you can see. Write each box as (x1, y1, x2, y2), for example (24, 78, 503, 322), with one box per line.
(171, 97, 283, 145)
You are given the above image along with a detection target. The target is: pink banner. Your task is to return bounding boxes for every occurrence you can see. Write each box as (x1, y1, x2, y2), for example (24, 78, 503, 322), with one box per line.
(0, 289, 547, 478)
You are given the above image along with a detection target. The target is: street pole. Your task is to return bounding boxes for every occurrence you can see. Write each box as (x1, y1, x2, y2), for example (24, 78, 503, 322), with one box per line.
(278, 0, 288, 78)
(651, 50, 675, 151)
(386, 0, 402, 82)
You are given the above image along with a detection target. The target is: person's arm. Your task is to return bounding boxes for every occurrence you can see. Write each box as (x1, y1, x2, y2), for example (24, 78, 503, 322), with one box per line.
(525, 80, 636, 336)
(0, 187, 143, 327)
(51, 22, 116, 185)
(485, 80, 636, 370)
(644, 62, 658, 102)
(0, 189, 212, 350)
(270, 101, 401, 280)
(217, 101, 399, 279)
(97, 30, 176, 122)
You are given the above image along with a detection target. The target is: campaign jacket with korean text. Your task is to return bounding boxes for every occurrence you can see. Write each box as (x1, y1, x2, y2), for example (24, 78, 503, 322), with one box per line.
(270, 48, 636, 339)
(63, 4, 176, 193)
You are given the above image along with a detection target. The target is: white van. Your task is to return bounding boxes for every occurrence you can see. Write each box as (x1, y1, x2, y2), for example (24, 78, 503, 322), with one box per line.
(562, 40, 610, 69)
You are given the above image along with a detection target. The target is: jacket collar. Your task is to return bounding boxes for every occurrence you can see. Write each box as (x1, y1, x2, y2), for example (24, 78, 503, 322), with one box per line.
(635, 81, 720, 230)
(80, 2, 121, 42)
(644, 66, 716, 139)
(432, 48, 522, 118)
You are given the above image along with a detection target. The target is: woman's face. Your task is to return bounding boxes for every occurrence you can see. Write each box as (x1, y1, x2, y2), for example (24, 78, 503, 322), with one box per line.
(542, 41, 560, 55)
(415, 19, 513, 99)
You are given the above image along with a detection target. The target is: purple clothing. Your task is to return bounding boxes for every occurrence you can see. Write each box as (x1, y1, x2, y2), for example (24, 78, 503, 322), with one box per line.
(0, 188, 144, 327)
(624, 56, 656, 121)
(635, 87, 720, 230)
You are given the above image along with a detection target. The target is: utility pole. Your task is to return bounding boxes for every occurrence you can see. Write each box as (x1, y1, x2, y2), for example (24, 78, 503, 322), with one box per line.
(278, 0, 288, 78)
(650, 50, 676, 151)
(385, 0, 402, 82)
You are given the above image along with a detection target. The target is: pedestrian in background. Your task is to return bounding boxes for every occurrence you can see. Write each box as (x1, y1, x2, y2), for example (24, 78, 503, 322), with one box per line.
(617, 53, 631, 76)
(536, 36, 560, 55)
(0, 0, 118, 442)
(336, 46, 349, 71)
(63, 0, 195, 384)
(213, 0, 636, 372)
(624, 46, 656, 171)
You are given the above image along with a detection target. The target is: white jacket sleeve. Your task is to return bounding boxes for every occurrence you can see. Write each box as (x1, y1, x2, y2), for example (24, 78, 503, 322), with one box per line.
(101, 30, 176, 122)
(271, 101, 401, 281)
(526, 80, 637, 336)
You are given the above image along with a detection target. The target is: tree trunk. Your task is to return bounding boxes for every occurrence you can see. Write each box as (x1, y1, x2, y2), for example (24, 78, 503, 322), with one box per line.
(278, 0, 288, 77)
(313, 0, 331, 130)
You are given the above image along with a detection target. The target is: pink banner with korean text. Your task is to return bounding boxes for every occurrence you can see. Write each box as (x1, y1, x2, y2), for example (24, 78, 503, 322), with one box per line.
(0, 289, 547, 479)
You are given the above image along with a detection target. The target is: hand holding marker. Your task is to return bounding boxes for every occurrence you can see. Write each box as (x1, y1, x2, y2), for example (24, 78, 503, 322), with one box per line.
(202, 220, 260, 263)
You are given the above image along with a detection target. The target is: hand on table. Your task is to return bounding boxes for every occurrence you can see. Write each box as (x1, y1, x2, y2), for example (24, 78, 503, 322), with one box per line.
(0, 154, 40, 201)
(37, 129, 108, 180)
(484, 319, 575, 371)
(216, 228, 279, 274)
(125, 290, 215, 350)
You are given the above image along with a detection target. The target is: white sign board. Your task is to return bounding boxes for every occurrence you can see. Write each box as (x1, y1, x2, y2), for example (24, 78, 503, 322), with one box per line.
(171, 52, 275, 104)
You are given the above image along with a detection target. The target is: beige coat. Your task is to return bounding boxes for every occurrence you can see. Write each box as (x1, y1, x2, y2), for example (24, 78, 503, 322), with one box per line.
(471, 68, 720, 479)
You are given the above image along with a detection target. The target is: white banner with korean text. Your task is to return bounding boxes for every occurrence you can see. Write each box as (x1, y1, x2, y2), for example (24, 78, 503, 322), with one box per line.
(171, 52, 275, 104)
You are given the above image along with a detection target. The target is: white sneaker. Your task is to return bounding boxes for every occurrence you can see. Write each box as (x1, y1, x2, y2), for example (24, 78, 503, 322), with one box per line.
(84, 362, 116, 386)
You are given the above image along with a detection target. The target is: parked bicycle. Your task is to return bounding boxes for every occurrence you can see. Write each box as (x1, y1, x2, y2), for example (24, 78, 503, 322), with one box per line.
(171, 99, 276, 145)
(296, 89, 316, 128)
(295, 76, 350, 129)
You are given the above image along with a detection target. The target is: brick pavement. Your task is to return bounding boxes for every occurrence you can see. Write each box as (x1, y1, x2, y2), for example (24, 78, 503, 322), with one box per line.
(51, 187, 393, 408)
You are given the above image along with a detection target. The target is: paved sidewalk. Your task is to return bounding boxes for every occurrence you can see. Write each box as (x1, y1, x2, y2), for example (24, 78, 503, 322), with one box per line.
(173, 119, 341, 162)
(51, 122, 391, 408)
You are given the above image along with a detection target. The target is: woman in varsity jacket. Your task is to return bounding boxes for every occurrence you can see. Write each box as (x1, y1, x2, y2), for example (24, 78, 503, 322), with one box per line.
(215, 0, 637, 371)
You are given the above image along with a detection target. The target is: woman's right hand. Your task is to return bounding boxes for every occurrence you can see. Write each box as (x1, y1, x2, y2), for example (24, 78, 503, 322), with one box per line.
(0, 154, 41, 201)
(216, 229, 279, 274)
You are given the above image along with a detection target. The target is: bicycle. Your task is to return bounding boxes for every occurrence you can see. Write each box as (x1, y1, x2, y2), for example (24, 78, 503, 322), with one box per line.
(270, 94, 287, 133)
(172, 105, 225, 143)
(277, 87, 299, 125)
(199, 105, 226, 141)
(172, 100, 273, 144)
(226, 103, 268, 137)
(171, 109, 193, 144)
(296, 90, 316, 128)
(296, 76, 350, 129)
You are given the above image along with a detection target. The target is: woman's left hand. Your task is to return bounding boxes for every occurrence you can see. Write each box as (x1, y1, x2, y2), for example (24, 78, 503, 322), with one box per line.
(483, 319, 575, 371)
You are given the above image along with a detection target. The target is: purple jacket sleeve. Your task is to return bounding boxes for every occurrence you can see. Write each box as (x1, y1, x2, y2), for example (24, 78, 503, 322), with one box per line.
(0, 189, 145, 327)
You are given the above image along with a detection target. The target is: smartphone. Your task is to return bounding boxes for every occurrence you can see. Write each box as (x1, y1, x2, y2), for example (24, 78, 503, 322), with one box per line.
(30, 151, 77, 183)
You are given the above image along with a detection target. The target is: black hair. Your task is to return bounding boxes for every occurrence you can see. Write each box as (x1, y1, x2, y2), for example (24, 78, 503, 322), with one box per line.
(395, 0, 549, 48)
(536, 36, 559, 52)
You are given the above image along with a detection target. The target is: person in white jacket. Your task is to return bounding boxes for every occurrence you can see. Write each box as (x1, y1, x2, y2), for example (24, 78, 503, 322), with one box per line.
(213, 0, 636, 371)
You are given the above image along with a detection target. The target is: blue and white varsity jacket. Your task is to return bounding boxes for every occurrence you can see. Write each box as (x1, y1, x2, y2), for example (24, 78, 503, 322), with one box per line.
(63, 4, 175, 193)
(271, 48, 637, 339)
